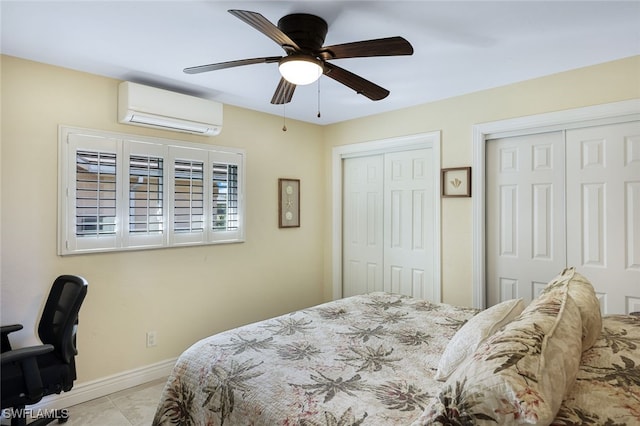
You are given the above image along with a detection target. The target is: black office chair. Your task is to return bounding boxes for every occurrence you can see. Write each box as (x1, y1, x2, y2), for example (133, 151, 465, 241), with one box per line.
(1, 275, 88, 426)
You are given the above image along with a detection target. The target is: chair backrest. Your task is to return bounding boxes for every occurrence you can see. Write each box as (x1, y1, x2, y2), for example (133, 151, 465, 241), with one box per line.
(37, 275, 88, 364)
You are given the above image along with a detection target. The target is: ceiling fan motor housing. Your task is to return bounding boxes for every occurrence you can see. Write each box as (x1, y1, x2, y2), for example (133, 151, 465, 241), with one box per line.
(278, 13, 328, 52)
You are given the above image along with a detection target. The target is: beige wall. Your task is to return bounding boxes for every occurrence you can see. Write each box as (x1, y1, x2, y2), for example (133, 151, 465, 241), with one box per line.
(1, 54, 639, 386)
(0, 55, 326, 382)
(323, 55, 640, 307)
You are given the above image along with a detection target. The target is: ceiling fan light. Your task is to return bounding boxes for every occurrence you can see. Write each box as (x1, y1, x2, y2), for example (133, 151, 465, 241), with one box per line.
(278, 56, 323, 85)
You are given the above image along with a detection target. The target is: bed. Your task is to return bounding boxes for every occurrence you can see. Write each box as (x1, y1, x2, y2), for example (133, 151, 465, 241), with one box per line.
(152, 268, 640, 425)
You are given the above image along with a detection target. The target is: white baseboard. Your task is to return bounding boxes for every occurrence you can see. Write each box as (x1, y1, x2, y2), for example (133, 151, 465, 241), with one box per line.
(30, 357, 177, 411)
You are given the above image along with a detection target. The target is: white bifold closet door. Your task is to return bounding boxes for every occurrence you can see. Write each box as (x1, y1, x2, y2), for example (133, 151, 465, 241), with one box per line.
(566, 123, 640, 314)
(486, 131, 567, 306)
(342, 148, 436, 300)
(486, 121, 640, 314)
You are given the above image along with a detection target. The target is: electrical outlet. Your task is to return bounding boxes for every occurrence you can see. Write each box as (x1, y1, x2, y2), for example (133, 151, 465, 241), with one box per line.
(146, 331, 157, 348)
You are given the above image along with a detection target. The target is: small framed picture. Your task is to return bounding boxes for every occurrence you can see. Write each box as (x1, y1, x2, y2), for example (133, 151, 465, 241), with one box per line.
(442, 167, 471, 198)
(278, 178, 300, 228)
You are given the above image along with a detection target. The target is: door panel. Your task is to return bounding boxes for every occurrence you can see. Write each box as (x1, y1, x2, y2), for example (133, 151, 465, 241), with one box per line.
(566, 122, 640, 314)
(384, 149, 435, 299)
(486, 132, 566, 306)
(342, 155, 384, 297)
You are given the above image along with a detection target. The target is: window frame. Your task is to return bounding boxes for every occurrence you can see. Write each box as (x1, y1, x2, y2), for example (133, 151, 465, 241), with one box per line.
(58, 126, 245, 255)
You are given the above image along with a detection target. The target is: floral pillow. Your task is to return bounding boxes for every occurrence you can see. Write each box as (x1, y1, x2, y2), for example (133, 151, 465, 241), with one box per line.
(413, 287, 583, 425)
(542, 267, 601, 351)
(434, 298, 524, 381)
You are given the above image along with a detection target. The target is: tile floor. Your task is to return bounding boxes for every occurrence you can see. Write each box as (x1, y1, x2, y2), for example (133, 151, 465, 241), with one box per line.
(0, 379, 168, 426)
(62, 379, 166, 426)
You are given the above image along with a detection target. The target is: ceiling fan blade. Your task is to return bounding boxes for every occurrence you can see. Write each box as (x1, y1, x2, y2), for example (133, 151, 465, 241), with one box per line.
(323, 62, 389, 101)
(320, 36, 413, 60)
(271, 78, 296, 104)
(228, 9, 300, 52)
(184, 57, 281, 74)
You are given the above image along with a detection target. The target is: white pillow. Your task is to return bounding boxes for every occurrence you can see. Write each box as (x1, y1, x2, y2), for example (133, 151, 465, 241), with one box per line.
(434, 298, 524, 381)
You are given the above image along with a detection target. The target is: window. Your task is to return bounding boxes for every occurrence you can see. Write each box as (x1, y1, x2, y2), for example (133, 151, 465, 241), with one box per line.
(59, 127, 244, 255)
(75, 150, 117, 237)
(128, 154, 164, 235)
(212, 162, 239, 231)
(173, 159, 204, 233)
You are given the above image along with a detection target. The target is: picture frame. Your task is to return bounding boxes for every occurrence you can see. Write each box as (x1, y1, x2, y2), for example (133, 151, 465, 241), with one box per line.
(442, 167, 471, 197)
(278, 178, 300, 228)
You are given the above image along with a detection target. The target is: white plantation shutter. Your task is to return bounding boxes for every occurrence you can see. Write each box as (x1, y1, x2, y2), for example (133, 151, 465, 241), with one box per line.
(174, 159, 204, 233)
(63, 133, 121, 253)
(124, 140, 167, 249)
(169, 147, 208, 245)
(75, 150, 117, 237)
(59, 127, 245, 255)
(211, 151, 243, 242)
(128, 155, 163, 235)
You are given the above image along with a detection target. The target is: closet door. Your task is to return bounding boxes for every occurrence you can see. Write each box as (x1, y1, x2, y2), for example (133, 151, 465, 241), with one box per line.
(342, 155, 384, 297)
(342, 149, 434, 299)
(486, 132, 566, 306)
(566, 122, 640, 314)
(487, 121, 640, 313)
(384, 149, 435, 299)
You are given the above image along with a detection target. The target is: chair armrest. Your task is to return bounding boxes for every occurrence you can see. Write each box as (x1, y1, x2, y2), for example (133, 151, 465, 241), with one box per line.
(1, 324, 23, 352)
(1, 344, 54, 365)
(1, 324, 23, 335)
(1, 344, 54, 402)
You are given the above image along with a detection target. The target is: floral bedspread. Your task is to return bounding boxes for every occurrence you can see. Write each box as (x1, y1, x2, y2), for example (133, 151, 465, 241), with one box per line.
(153, 293, 640, 425)
(152, 292, 478, 425)
(552, 314, 640, 425)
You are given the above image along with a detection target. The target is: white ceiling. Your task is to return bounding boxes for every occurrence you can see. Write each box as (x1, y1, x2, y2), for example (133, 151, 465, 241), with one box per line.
(2, 1, 639, 125)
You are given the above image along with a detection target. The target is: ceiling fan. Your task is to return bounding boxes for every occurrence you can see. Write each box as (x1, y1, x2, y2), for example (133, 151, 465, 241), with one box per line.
(184, 9, 414, 105)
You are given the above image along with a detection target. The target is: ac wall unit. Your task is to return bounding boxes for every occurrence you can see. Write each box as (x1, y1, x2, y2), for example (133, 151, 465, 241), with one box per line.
(118, 82, 223, 136)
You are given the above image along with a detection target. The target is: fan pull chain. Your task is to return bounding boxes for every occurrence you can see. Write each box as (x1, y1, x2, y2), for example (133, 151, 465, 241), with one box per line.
(282, 103, 287, 132)
(317, 78, 321, 118)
